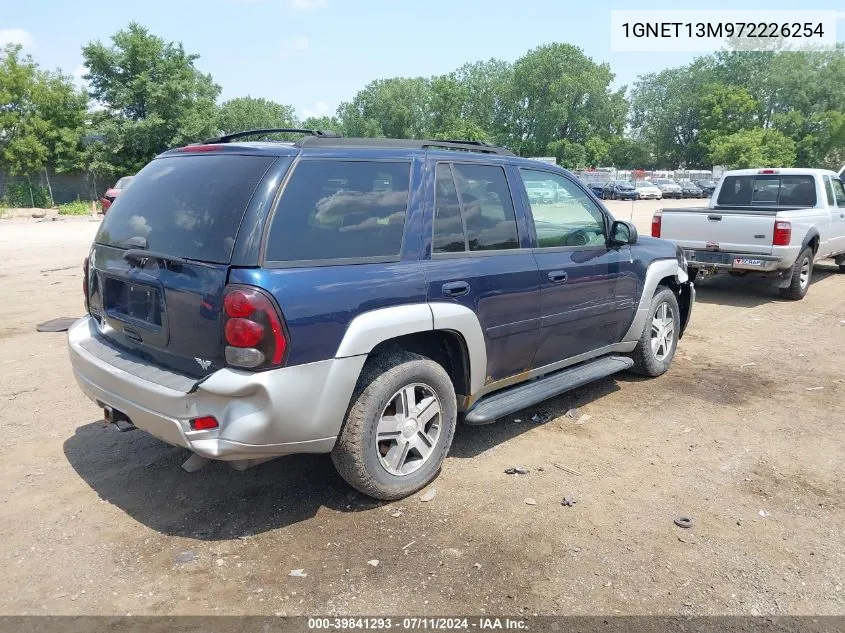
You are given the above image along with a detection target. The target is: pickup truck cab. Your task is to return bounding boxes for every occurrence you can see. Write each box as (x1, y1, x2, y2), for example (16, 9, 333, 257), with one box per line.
(68, 130, 693, 500)
(653, 168, 845, 300)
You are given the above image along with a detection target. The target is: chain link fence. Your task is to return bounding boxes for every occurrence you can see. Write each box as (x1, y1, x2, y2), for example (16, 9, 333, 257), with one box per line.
(0, 170, 110, 208)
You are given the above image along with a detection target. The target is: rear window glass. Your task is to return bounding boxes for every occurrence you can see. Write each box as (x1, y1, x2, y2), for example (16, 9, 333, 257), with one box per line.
(96, 155, 275, 263)
(717, 175, 817, 207)
(265, 160, 410, 262)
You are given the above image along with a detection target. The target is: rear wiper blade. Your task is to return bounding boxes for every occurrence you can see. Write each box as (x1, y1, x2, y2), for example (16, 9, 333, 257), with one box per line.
(123, 249, 186, 266)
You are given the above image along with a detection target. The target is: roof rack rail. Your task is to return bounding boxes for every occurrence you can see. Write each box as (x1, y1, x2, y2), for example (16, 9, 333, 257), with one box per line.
(296, 136, 515, 156)
(204, 128, 342, 144)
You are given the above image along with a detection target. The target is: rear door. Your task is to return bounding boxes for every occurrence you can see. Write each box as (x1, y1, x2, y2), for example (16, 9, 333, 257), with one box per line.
(87, 152, 284, 377)
(518, 168, 637, 368)
(659, 210, 777, 255)
(422, 159, 541, 383)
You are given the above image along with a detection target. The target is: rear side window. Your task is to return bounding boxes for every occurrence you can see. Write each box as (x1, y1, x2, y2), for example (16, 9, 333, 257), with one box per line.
(431, 163, 519, 253)
(717, 175, 817, 207)
(265, 160, 410, 262)
(453, 164, 519, 252)
(96, 155, 276, 263)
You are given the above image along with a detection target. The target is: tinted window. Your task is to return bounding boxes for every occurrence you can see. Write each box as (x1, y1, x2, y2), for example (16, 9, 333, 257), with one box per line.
(265, 160, 410, 262)
(833, 179, 845, 206)
(521, 169, 606, 248)
(432, 164, 466, 253)
(96, 155, 275, 264)
(452, 164, 519, 252)
(717, 175, 817, 207)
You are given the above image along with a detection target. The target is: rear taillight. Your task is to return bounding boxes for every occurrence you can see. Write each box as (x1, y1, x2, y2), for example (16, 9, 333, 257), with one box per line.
(651, 212, 662, 238)
(83, 256, 90, 312)
(773, 221, 791, 246)
(222, 286, 287, 369)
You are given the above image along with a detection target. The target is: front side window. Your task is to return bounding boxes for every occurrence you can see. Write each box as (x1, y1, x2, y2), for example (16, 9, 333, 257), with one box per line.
(265, 160, 410, 262)
(832, 178, 845, 206)
(520, 169, 606, 248)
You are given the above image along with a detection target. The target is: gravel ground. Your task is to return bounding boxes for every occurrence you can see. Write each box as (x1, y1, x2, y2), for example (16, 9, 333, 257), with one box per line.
(0, 206, 843, 616)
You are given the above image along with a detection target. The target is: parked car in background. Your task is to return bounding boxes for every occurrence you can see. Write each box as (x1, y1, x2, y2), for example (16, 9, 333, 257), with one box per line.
(654, 168, 845, 300)
(588, 181, 607, 197)
(634, 180, 662, 200)
(100, 176, 134, 212)
(602, 180, 639, 200)
(678, 180, 704, 198)
(695, 179, 717, 197)
(650, 178, 683, 199)
(68, 129, 694, 500)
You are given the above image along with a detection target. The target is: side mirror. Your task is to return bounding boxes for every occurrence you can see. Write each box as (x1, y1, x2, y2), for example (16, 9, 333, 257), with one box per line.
(610, 220, 638, 245)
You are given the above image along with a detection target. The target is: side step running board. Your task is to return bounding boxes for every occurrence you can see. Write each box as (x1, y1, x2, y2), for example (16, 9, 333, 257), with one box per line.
(464, 355, 634, 425)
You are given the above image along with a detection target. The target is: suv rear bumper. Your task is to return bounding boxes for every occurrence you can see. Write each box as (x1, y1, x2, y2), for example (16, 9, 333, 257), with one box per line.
(67, 316, 365, 461)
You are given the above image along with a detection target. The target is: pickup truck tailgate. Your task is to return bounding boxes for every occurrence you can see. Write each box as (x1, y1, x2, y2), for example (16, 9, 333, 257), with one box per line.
(660, 208, 774, 255)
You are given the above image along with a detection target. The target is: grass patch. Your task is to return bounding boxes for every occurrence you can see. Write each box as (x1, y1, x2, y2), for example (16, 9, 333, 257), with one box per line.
(57, 200, 93, 216)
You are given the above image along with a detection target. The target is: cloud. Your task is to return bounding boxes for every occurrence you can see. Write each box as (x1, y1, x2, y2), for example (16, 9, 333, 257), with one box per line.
(302, 101, 330, 120)
(72, 65, 87, 89)
(291, 0, 327, 10)
(0, 28, 34, 50)
(280, 36, 309, 61)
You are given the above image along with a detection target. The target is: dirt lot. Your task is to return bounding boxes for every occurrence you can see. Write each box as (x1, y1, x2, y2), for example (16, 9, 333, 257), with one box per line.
(1, 202, 844, 616)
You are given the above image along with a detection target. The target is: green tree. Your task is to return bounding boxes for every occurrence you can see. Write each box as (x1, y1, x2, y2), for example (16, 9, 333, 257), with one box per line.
(0, 44, 87, 176)
(606, 137, 653, 170)
(217, 97, 297, 134)
(300, 115, 343, 134)
(338, 77, 431, 139)
(503, 43, 626, 156)
(708, 128, 796, 169)
(547, 139, 586, 169)
(82, 22, 220, 176)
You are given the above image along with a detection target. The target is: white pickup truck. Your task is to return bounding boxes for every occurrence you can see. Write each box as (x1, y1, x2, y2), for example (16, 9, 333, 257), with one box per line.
(652, 167, 845, 299)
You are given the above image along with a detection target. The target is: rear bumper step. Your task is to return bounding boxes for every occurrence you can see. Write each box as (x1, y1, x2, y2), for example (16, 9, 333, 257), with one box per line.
(464, 355, 634, 425)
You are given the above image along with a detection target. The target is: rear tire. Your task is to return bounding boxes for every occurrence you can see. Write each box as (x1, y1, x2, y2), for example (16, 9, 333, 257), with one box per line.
(778, 247, 813, 301)
(630, 286, 680, 377)
(331, 351, 457, 500)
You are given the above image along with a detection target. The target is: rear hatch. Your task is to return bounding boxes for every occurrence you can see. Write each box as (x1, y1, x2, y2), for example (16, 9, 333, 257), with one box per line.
(87, 152, 280, 377)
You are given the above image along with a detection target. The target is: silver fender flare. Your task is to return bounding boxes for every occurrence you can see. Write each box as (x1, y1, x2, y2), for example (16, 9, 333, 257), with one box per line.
(334, 302, 487, 395)
(621, 258, 689, 343)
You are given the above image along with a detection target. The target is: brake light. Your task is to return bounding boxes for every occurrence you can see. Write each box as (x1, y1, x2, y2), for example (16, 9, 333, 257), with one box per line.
(222, 285, 287, 369)
(190, 416, 218, 431)
(176, 144, 224, 152)
(651, 212, 662, 238)
(758, 169, 779, 174)
(225, 318, 264, 347)
(773, 221, 792, 246)
(83, 256, 90, 312)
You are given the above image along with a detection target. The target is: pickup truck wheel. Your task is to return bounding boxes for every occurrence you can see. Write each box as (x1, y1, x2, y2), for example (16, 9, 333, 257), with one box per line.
(778, 247, 813, 301)
(331, 351, 457, 500)
(630, 285, 680, 377)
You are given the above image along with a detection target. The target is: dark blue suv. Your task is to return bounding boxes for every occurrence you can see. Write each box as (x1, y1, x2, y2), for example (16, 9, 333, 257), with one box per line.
(68, 129, 694, 500)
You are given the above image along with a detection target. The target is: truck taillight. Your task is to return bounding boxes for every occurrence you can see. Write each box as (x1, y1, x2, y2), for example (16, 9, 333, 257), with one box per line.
(222, 286, 287, 369)
(83, 256, 90, 312)
(773, 221, 791, 246)
(651, 212, 662, 238)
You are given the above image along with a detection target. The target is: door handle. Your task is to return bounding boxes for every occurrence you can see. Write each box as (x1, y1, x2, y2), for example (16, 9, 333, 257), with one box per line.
(442, 281, 470, 297)
(548, 270, 568, 284)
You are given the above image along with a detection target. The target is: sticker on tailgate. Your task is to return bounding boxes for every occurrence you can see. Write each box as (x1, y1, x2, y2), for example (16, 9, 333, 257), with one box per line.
(734, 258, 763, 267)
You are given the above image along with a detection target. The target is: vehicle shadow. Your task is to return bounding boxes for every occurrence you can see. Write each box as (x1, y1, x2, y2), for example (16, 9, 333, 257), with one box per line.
(449, 376, 620, 459)
(693, 263, 837, 308)
(63, 421, 371, 541)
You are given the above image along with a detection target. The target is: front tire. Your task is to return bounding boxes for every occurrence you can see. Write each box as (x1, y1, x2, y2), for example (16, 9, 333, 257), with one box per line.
(779, 247, 813, 301)
(331, 351, 457, 500)
(630, 286, 680, 377)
